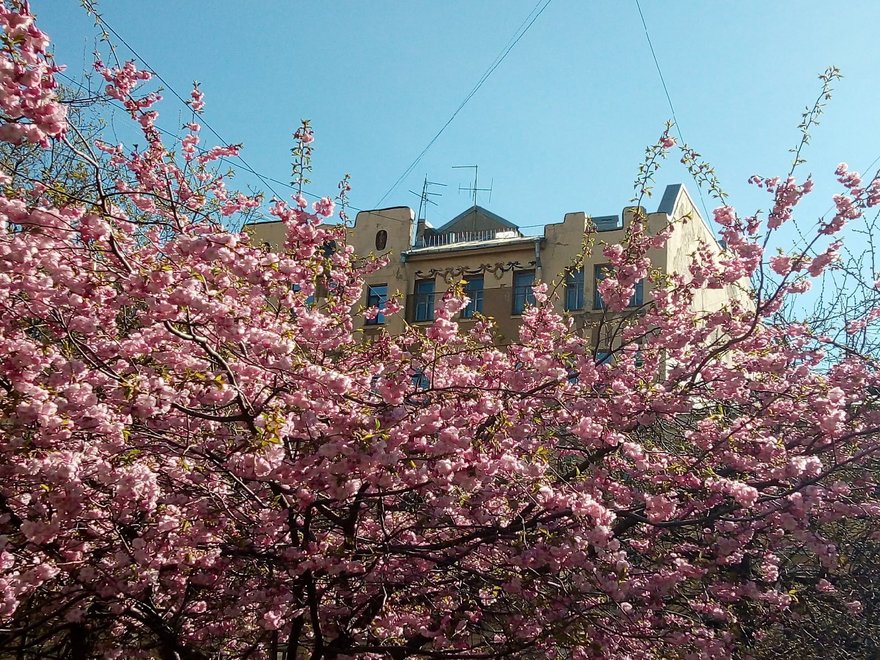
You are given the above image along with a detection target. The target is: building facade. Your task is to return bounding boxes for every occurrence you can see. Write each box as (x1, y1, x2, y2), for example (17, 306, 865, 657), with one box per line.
(250, 184, 742, 347)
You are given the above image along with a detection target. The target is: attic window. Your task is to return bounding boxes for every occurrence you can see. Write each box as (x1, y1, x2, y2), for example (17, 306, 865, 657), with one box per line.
(375, 230, 388, 250)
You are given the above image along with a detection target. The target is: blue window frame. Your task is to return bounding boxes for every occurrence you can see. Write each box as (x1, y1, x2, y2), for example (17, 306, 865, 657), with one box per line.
(512, 271, 536, 315)
(292, 283, 316, 307)
(366, 284, 388, 325)
(461, 277, 484, 319)
(593, 264, 644, 310)
(411, 369, 430, 390)
(413, 279, 435, 322)
(564, 267, 585, 311)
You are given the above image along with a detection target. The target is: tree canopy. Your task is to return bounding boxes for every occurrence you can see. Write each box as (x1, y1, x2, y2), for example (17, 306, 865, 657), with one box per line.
(1, 3, 880, 658)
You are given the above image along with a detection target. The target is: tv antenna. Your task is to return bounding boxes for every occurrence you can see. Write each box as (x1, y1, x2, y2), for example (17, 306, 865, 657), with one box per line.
(453, 164, 493, 206)
(409, 175, 446, 223)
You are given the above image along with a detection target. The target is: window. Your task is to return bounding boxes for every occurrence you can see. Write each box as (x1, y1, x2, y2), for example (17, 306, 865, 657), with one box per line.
(413, 279, 435, 322)
(596, 351, 614, 365)
(461, 277, 484, 319)
(365, 284, 388, 325)
(375, 230, 387, 250)
(411, 369, 430, 390)
(292, 283, 315, 307)
(564, 267, 585, 311)
(512, 270, 536, 315)
(593, 265, 606, 309)
(593, 264, 644, 310)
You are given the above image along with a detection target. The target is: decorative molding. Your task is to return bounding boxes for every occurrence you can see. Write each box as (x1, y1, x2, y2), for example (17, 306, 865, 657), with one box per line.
(414, 261, 536, 284)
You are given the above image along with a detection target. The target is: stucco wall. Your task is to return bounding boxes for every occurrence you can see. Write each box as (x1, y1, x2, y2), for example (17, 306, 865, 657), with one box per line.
(663, 187, 751, 314)
(247, 184, 748, 347)
(348, 207, 414, 336)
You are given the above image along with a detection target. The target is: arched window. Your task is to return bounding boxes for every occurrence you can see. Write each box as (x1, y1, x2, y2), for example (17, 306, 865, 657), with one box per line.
(375, 230, 388, 250)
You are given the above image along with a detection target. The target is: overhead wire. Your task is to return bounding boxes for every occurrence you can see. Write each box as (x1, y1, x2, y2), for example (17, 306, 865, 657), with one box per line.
(374, 0, 554, 207)
(788, 152, 880, 254)
(56, 6, 560, 232)
(87, 10, 284, 201)
(633, 1, 880, 261)
(58, 75, 639, 237)
(634, 0, 713, 225)
(76, 7, 880, 257)
(57, 69, 469, 232)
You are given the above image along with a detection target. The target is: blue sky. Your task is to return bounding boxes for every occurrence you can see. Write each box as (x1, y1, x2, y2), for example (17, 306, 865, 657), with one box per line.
(33, 1, 880, 239)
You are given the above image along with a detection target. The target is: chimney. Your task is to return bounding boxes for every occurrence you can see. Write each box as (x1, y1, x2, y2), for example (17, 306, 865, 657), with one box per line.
(415, 218, 427, 247)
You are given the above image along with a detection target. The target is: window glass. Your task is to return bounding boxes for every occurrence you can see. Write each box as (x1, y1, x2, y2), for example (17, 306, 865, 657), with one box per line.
(461, 277, 484, 319)
(594, 264, 644, 309)
(564, 267, 585, 311)
(410, 370, 430, 390)
(375, 230, 387, 250)
(292, 283, 315, 307)
(414, 279, 435, 322)
(631, 279, 644, 307)
(596, 351, 614, 365)
(365, 284, 388, 325)
(512, 271, 536, 315)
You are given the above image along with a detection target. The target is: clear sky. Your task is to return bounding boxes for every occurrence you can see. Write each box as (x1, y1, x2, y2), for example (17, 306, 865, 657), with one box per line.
(31, 1, 880, 238)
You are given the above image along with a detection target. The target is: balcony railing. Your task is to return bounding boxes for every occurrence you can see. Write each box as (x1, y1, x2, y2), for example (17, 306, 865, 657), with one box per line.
(405, 287, 538, 323)
(399, 287, 641, 342)
(415, 228, 523, 248)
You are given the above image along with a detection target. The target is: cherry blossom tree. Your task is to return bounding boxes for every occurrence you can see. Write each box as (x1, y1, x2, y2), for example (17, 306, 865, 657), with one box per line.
(2, 4, 880, 658)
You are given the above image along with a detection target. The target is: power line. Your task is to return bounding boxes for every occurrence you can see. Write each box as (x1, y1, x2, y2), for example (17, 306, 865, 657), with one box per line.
(93, 3, 553, 219)
(634, 0, 713, 225)
(56, 71, 665, 244)
(57, 7, 596, 235)
(88, 11, 284, 201)
(374, 0, 554, 207)
(60, 69, 670, 237)
(66, 14, 453, 228)
(634, 0, 679, 141)
(789, 153, 880, 253)
(57, 71, 433, 230)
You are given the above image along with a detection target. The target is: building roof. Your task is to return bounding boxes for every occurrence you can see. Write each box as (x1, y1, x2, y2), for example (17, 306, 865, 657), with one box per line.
(434, 205, 520, 234)
(657, 184, 684, 216)
(656, 183, 722, 248)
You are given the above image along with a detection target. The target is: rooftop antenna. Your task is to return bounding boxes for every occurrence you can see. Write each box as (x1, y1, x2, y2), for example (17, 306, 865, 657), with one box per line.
(409, 175, 446, 224)
(453, 164, 493, 206)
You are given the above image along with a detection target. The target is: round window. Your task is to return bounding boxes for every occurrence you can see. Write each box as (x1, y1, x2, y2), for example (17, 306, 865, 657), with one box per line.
(375, 230, 388, 250)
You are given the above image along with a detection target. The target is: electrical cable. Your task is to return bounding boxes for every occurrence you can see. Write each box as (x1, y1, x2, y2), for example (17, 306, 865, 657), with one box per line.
(634, 0, 713, 225)
(57, 70, 448, 230)
(88, 11, 284, 201)
(374, 0, 554, 207)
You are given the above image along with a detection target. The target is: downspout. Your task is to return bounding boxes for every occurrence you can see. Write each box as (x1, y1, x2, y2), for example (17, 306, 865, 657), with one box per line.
(533, 237, 543, 281)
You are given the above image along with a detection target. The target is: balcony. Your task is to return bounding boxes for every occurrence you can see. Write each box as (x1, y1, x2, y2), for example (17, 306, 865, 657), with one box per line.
(404, 286, 537, 324)
(415, 228, 523, 249)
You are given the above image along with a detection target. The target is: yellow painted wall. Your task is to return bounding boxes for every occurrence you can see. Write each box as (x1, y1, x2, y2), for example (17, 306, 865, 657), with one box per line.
(247, 184, 748, 347)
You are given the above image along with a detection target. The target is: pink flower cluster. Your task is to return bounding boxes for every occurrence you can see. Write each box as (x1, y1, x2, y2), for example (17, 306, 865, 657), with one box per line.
(0, 3, 66, 145)
(1, 8, 880, 659)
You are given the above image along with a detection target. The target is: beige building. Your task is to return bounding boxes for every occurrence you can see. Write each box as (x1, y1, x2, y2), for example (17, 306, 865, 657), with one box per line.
(250, 184, 743, 351)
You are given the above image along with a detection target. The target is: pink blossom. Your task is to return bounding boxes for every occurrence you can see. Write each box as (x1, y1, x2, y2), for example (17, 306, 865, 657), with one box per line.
(313, 196, 335, 217)
(0, 11, 877, 658)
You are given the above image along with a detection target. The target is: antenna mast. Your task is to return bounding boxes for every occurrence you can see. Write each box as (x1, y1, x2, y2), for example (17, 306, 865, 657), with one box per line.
(453, 165, 493, 206)
(409, 175, 446, 224)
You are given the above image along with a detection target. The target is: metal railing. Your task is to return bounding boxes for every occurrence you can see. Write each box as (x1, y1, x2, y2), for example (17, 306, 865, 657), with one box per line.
(416, 228, 522, 248)
(406, 286, 538, 323)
